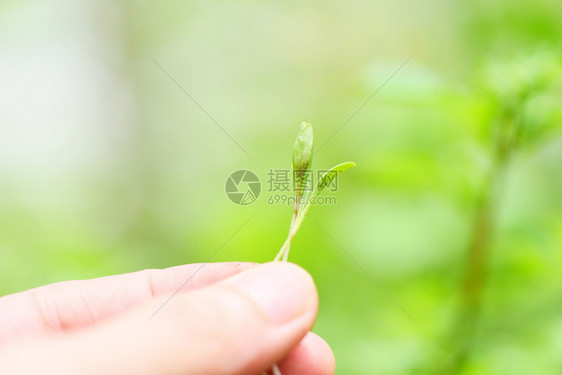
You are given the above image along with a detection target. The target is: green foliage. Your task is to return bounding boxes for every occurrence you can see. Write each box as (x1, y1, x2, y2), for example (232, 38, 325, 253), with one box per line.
(478, 48, 562, 149)
(274, 124, 355, 262)
(292, 122, 313, 177)
(295, 161, 356, 230)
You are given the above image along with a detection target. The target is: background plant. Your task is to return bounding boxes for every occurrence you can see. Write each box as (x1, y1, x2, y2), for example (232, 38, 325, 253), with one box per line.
(433, 48, 562, 375)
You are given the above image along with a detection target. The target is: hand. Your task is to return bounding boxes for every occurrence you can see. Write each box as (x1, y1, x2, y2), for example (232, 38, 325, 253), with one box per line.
(0, 262, 335, 374)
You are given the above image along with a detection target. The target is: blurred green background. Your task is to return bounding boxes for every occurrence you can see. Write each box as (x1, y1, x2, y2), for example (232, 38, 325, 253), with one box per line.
(1, 0, 561, 374)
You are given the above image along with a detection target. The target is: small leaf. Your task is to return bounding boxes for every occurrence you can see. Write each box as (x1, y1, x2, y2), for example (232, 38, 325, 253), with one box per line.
(292, 122, 313, 176)
(294, 161, 356, 232)
(292, 122, 314, 203)
(315, 162, 356, 196)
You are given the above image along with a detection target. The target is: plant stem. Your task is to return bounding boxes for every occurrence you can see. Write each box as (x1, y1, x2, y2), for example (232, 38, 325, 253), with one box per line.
(434, 108, 520, 374)
(274, 209, 297, 261)
(274, 196, 300, 261)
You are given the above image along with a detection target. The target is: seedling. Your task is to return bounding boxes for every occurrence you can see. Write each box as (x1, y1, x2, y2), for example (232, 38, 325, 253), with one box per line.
(273, 123, 356, 262)
(267, 123, 354, 375)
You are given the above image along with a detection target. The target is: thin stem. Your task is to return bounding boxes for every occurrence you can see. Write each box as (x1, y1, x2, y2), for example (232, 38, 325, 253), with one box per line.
(273, 237, 291, 261)
(434, 108, 520, 374)
(281, 242, 291, 262)
(274, 208, 298, 261)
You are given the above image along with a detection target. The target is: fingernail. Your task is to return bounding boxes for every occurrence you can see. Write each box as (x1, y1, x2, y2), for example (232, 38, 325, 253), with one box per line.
(226, 262, 317, 325)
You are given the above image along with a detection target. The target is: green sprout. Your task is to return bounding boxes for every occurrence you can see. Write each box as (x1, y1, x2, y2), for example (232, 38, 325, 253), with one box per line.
(273, 122, 356, 262)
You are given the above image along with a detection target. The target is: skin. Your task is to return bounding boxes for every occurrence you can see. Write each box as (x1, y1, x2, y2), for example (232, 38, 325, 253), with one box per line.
(0, 262, 335, 375)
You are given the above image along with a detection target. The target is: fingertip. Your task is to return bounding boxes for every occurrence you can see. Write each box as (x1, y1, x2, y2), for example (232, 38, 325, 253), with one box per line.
(279, 332, 335, 375)
(226, 261, 318, 325)
(137, 261, 319, 374)
(312, 333, 336, 374)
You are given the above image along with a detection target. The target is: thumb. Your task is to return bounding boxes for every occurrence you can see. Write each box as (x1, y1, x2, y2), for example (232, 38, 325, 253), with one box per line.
(1, 262, 318, 375)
